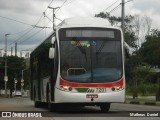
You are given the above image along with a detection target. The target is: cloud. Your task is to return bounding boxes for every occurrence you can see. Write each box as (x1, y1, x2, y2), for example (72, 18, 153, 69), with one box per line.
(0, 0, 160, 52)
(128, 0, 160, 29)
(0, 0, 51, 15)
(133, 0, 160, 14)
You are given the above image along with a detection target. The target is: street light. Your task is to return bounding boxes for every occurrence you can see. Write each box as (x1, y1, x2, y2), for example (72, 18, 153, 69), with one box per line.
(4, 33, 10, 97)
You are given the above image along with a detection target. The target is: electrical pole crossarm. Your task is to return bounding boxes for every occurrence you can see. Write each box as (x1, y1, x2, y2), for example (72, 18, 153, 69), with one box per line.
(48, 6, 60, 30)
(32, 25, 51, 29)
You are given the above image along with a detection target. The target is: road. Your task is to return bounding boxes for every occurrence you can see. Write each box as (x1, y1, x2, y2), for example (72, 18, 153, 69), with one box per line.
(0, 97, 159, 120)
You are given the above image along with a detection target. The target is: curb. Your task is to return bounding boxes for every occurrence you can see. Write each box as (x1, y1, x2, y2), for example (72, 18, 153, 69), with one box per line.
(125, 101, 160, 106)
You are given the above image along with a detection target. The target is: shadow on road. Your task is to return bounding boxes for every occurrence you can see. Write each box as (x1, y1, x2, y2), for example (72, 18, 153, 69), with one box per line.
(37, 105, 127, 117)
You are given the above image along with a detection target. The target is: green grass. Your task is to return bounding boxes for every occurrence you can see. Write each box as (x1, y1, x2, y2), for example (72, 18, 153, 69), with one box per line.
(126, 93, 156, 96)
(126, 98, 160, 102)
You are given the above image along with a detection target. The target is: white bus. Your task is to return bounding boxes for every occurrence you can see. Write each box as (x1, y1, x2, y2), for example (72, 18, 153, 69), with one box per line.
(30, 17, 125, 112)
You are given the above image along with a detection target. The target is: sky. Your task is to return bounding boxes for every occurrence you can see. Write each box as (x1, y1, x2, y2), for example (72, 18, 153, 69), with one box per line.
(0, 0, 160, 57)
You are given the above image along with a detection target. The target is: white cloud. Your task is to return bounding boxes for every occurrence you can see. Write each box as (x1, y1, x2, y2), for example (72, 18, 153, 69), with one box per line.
(0, 0, 160, 51)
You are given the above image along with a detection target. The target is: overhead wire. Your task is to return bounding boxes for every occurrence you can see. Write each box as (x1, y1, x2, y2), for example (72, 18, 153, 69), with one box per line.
(9, 27, 33, 35)
(43, 0, 70, 29)
(102, 0, 120, 12)
(108, 3, 121, 14)
(18, 28, 44, 45)
(18, 20, 51, 45)
(22, 0, 126, 52)
(0, 15, 34, 26)
(6, 0, 56, 48)
(55, 0, 69, 13)
(105, 0, 133, 14)
(62, 0, 76, 7)
(2, 0, 122, 51)
(17, 21, 51, 53)
(44, 0, 75, 25)
(34, 0, 56, 26)
(7, 27, 35, 47)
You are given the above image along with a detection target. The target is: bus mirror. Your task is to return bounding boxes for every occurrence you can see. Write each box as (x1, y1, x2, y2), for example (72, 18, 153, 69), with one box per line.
(49, 48, 55, 59)
(51, 37, 55, 44)
(125, 48, 129, 58)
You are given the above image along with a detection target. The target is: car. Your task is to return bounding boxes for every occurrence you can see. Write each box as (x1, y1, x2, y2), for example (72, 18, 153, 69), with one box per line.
(12, 90, 22, 96)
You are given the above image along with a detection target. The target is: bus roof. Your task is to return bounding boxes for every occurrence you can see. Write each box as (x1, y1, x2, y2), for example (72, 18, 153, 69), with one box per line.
(58, 17, 116, 28)
(31, 17, 121, 54)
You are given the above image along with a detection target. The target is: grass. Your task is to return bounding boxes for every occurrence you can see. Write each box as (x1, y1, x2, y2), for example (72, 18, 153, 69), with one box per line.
(126, 98, 160, 103)
(126, 93, 156, 96)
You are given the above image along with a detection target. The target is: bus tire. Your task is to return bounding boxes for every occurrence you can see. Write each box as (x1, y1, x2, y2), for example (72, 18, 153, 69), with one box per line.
(100, 103, 110, 113)
(48, 102, 54, 112)
(35, 101, 41, 108)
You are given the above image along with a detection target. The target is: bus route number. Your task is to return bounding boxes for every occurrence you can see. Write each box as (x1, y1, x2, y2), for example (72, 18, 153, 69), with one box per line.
(96, 88, 106, 93)
(87, 88, 107, 93)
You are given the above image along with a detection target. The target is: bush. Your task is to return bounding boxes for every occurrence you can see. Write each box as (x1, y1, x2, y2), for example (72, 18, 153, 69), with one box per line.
(138, 83, 157, 96)
(126, 83, 158, 96)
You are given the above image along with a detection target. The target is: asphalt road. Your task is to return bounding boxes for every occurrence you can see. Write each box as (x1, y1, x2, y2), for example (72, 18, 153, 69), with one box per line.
(0, 97, 159, 120)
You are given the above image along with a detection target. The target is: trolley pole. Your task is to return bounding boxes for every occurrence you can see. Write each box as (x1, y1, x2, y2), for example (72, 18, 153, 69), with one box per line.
(121, 0, 125, 33)
(4, 33, 10, 97)
(48, 6, 60, 30)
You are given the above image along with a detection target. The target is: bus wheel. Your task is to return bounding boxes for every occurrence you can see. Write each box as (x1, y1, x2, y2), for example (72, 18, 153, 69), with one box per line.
(100, 103, 110, 113)
(48, 102, 54, 112)
(35, 101, 41, 108)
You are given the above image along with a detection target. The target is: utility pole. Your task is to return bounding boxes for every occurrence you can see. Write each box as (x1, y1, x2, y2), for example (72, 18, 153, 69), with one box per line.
(21, 70, 25, 96)
(11, 47, 13, 56)
(43, 12, 47, 37)
(48, 6, 60, 30)
(121, 0, 125, 33)
(0, 49, 3, 57)
(4, 34, 10, 97)
(20, 51, 22, 58)
(15, 42, 17, 56)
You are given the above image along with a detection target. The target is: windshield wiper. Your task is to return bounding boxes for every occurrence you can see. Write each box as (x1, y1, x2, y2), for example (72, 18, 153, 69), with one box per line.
(72, 38, 88, 61)
(96, 41, 106, 55)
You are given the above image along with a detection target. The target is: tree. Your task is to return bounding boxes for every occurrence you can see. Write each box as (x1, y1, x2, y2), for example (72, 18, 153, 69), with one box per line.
(139, 29, 160, 67)
(131, 15, 152, 49)
(0, 56, 27, 91)
(135, 29, 160, 100)
(95, 12, 137, 49)
(131, 64, 152, 96)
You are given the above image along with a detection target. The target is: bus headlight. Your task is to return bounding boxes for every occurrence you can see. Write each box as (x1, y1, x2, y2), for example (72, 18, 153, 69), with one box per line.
(111, 86, 123, 91)
(60, 86, 72, 92)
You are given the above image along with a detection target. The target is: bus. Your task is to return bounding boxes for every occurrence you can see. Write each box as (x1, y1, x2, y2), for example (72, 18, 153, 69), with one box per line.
(30, 17, 125, 112)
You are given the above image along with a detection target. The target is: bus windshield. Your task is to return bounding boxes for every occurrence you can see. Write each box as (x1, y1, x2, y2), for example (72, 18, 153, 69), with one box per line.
(59, 28, 122, 83)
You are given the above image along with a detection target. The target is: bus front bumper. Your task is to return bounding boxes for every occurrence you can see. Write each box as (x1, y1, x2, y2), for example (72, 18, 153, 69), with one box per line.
(54, 88, 125, 103)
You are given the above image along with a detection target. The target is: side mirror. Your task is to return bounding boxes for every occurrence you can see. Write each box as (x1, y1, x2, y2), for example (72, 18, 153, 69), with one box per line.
(125, 48, 129, 58)
(51, 37, 55, 44)
(49, 48, 55, 59)
(124, 42, 132, 58)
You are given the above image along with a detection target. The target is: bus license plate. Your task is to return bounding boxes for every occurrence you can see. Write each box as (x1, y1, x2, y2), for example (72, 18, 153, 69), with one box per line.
(86, 94, 98, 98)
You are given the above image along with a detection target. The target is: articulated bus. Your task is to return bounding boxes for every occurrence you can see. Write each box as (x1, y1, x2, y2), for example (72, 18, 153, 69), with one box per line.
(30, 17, 125, 112)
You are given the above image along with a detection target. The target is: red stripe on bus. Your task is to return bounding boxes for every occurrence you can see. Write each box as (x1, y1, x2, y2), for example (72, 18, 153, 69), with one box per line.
(60, 78, 123, 88)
